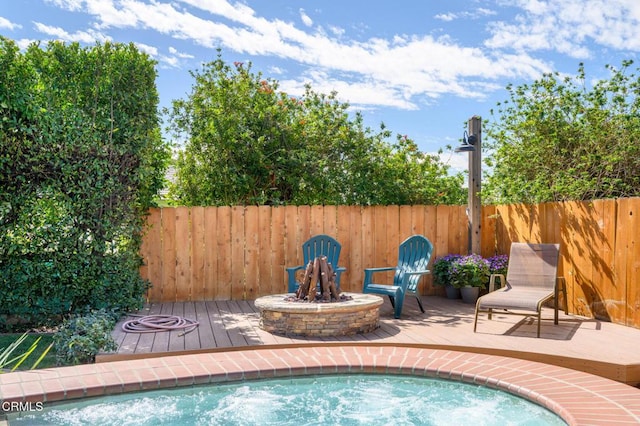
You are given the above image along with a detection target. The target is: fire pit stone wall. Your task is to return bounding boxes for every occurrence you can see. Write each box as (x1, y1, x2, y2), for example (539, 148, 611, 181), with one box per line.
(255, 293, 384, 337)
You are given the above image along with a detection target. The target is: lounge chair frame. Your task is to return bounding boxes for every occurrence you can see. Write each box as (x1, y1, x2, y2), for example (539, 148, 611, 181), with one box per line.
(473, 243, 567, 338)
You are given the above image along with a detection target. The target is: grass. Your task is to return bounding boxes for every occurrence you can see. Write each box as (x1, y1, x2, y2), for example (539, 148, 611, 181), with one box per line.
(0, 333, 57, 371)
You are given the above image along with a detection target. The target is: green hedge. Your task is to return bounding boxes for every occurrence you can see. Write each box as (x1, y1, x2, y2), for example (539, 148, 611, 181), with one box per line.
(0, 37, 169, 331)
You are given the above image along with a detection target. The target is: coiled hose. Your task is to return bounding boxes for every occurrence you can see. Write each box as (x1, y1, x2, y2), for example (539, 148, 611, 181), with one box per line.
(121, 314, 199, 336)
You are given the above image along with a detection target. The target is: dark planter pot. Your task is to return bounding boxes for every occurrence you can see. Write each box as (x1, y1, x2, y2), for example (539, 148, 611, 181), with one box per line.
(460, 286, 480, 304)
(444, 284, 461, 299)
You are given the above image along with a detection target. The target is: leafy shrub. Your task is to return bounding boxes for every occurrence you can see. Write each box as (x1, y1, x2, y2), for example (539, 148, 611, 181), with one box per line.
(432, 254, 463, 286)
(53, 310, 118, 365)
(449, 254, 491, 288)
(0, 37, 168, 331)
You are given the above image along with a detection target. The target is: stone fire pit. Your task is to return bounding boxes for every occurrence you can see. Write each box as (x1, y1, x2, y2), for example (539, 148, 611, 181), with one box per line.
(254, 293, 383, 337)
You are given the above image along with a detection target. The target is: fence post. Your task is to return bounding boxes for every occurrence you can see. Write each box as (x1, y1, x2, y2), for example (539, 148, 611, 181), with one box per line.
(468, 116, 482, 254)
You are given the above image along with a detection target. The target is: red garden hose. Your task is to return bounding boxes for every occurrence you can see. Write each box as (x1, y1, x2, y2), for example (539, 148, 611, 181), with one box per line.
(121, 314, 199, 336)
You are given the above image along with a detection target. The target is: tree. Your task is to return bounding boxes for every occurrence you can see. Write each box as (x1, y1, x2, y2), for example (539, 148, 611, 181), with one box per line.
(0, 37, 170, 329)
(484, 61, 640, 204)
(164, 53, 465, 206)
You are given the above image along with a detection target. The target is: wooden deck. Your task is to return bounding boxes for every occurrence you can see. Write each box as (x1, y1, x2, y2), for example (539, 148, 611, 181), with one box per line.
(102, 294, 640, 386)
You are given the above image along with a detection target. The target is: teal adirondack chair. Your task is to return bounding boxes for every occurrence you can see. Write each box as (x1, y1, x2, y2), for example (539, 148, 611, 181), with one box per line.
(286, 235, 346, 293)
(362, 235, 433, 319)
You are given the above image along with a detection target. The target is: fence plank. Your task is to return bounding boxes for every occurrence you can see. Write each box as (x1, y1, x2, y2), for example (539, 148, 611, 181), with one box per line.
(399, 205, 413, 239)
(142, 209, 162, 302)
(244, 206, 259, 299)
(347, 206, 363, 292)
(372, 206, 390, 282)
(309, 205, 324, 236)
(480, 205, 496, 258)
(283, 206, 299, 283)
(203, 207, 218, 300)
(564, 201, 595, 317)
(323, 205, 337, 238)
(589, 200, 619, 323)
(191, 207, 205, 301)
(618, 198, 640, 328)
(384, 206, 400, 282)
(336, 206, 353, 290)
(434, 205, 450, 260)
(230, 206, 245, 300)
(161, 208, 177, 302)
(175, 207, 191, 302)
(270, 207, 286, 294)
(216, 207, 232, 300)
(258, 205, 272, 297)
(361, 206, 375, 270)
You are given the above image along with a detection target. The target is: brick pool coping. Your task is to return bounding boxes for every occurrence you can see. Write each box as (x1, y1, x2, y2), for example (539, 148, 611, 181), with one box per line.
(1, 345, 640, 425)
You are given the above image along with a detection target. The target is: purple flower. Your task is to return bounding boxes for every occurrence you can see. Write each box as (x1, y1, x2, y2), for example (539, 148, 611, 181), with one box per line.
(449, 254, 490, 288)
(487, 254, 509, 275)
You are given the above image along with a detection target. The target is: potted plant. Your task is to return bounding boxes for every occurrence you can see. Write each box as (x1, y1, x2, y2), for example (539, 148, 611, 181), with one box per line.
(449, 254, 490, 304)
(432, 254, 463, 299)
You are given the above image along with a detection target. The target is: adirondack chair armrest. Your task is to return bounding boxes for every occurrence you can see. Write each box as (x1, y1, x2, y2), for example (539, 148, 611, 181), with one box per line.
(403, 270, 430, 276)
(286, 265, 306, 293)
(488, 274, 506, 292)
(400, 270, 430, 287)
(363, 266, 397, 285)
(286, 265, 305, 274)
(364, 266, 397, 277)
(331, 265, 346, 276)
(364, 266, 397, 272)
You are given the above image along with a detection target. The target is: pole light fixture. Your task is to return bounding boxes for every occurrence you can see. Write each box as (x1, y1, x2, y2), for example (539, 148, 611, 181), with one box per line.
(455, 130, 477, 153)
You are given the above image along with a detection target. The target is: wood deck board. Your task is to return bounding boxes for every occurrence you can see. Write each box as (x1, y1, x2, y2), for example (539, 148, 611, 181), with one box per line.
(134, 303, 162, 353)
(106, 295, 640, 385)
(205, 301, 232, 348)
(193, 301, 215, 349)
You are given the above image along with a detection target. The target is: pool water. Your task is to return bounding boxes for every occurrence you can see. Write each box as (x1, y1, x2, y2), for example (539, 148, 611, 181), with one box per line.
(9, 374, 566, 425)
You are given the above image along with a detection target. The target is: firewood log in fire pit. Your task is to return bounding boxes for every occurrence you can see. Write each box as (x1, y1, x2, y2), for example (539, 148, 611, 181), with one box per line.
(295, 256, 340, 301)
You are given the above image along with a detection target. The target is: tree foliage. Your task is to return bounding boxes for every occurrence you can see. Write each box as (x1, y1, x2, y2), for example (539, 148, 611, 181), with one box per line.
(484, 61, 640, 204)
(0, 37, 170, 330)
(165, 54, 465, 206)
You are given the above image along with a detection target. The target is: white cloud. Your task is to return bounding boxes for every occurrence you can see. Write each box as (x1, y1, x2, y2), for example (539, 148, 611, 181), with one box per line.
(328, 25, 344, 37)
(299, 9, 313, 27)
(435, 13, 457, 22)
(134, 42, 157, 56)
(33, 22, 109, 43)
(169, 46, 194, 59)
(26, 0, 640, 114)
(486, 0, 640, 56)
(15, 39, 38, 49)
(0, 16, 22, 30)
(22, 1, 550, 111)
(437, 150, 471, 175)
(45, 0, 84, 11)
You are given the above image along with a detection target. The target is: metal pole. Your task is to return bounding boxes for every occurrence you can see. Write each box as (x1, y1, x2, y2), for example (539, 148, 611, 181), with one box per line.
(468, 116, 482, 255)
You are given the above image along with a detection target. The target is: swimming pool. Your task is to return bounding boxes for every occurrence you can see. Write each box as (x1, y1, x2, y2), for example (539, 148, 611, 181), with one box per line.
(2, 345, 640, 424)
(9, 374, 564, 425)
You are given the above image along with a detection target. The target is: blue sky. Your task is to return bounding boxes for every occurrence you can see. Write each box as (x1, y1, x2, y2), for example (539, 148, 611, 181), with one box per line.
(2, 0, 640, 173)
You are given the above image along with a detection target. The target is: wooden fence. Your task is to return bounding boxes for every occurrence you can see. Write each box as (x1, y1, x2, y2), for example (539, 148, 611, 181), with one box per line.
(491, 198, 640, 328)
(139, 198, 640, 328)
(139, 205, 483, 301)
